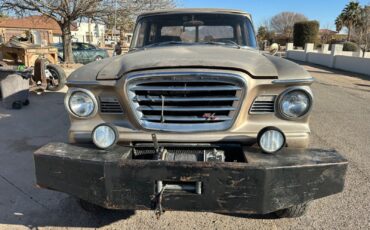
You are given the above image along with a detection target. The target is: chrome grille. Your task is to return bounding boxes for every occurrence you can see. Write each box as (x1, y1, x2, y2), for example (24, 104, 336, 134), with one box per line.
(126, 72, 246, 132)
(99, 96, 123, 114)
(250, 96, 276, 114)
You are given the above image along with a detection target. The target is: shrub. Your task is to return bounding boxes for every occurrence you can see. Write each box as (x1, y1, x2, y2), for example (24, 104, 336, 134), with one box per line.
(342, 42, 359, 51)
(293, 21, 320, 47)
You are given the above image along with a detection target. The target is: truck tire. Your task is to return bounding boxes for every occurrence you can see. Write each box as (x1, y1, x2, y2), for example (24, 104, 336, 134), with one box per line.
(12, 101, 22, 110)
(79, 199, 106, 214)
(274, 203, 309, 218)
(46, 64, 66, 91)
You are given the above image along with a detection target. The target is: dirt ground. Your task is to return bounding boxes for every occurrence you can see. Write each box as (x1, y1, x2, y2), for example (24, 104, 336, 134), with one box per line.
(0, 64, 369, 229)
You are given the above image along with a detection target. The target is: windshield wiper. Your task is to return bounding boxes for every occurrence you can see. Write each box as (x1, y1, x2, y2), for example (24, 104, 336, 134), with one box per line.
(199, 41, 241, 49)
(144, 41, 186, 48)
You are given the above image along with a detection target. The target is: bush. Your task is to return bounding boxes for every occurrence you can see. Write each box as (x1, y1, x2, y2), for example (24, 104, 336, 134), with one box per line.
(293, 21, 319, 47)
(342, 42, 359, 51)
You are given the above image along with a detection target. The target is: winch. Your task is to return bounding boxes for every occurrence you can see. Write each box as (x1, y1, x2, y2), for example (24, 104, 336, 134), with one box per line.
(132, 134, 226, 163)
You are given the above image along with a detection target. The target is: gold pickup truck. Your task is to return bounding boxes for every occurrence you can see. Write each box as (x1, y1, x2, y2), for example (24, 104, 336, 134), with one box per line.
(34, 9, 347, 218)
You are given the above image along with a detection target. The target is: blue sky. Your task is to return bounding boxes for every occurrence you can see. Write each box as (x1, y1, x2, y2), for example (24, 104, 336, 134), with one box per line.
(182, 0, 369, 30)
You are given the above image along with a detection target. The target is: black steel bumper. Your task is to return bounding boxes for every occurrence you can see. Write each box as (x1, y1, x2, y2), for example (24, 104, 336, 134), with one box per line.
(34, 143, 347, 214)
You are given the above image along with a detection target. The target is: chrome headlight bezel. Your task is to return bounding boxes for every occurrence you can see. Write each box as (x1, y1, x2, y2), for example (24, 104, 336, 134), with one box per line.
(64, 88, 98, 118)
(277, 87, 313, 120)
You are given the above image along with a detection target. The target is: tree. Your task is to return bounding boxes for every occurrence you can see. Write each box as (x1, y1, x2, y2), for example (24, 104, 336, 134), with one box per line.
(354, 5, 370, 56)
(257, 26, 275, 48)
(0, 0, 111, 64)
(270, 12, 308, 40)
(257, 26, 268, 41)
(335, 1, 362, 41)
(293, 21, 319, 47)
(104, 0, 176, 36)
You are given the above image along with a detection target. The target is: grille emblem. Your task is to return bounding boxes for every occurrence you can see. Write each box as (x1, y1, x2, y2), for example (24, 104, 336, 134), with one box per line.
(202, 113, 217, 121)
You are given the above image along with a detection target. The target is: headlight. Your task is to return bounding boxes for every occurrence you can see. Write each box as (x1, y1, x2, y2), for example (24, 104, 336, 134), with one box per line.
(66, 89, 97, 118)
(92, 124, 118, 149)
(258, 127, 285, 154)
(278, 89, 312, 119)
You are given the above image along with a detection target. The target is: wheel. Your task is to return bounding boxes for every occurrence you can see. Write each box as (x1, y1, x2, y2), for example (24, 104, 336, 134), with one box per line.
(274, 203, 309, 218)
(95, 55, 103, 61)
(79, 199, 106, 214)
(23, 99, 30, 106)
(12, 101, 22, 110)
(45, 64, 66, 91)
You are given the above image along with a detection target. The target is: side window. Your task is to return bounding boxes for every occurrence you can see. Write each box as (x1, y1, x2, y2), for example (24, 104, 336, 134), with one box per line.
(244, 20, 257, 48)
(148, 24, 157, 44)
(72, 43, 79, 50)
(80, 43, 88, 50)
(87, 44, 96, 50)
(135, 21, 147, 48)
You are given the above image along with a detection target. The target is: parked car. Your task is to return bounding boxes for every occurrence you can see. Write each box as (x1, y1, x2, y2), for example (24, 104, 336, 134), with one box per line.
(35, 9, 347, 218)
(104, 39, 117, 47)
(53, 42, 109, 64)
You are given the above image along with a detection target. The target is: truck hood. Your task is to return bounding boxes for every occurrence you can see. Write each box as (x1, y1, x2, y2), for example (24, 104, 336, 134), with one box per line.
(97, 45, 277, 80)
(68, 45, 311, 82)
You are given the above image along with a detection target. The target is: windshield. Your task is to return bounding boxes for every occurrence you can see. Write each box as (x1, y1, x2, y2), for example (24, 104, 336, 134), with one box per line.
(131, 13, 257, 49)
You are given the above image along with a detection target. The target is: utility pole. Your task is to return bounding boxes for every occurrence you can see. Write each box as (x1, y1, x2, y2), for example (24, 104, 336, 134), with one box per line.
(114, 0, 118, 41)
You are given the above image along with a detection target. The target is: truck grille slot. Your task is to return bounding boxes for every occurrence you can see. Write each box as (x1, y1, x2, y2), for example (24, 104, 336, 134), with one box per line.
(250, 96, 276, 114)
(127, 73, 246, 132)
(99, 97, 123, 114)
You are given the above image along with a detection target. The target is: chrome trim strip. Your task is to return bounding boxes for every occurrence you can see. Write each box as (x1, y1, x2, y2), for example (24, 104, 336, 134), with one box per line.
(131, 85, 242, 92)
(142, 115, 232, 122)
(137, 105, 236, 112)
(66, 80, 116, 86)
(249, 95, 276, 114)
(272, 78, 315, 85)
(134, 95, 239, 102)
(99, 96, 124, 114)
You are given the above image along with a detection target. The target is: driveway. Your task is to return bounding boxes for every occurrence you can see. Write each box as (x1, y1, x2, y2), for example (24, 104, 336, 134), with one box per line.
(0, 64, 369, 230)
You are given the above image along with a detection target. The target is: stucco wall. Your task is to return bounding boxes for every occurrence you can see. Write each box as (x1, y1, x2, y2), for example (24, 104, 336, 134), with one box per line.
(286, 43, 370, 76)
(287, 50, 306, 62)
(334, 56, 370, 76)
(307, 53, 333, 67)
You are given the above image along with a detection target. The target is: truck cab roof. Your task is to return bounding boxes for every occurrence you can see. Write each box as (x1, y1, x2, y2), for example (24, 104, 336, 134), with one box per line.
(137, 8, 252, 20)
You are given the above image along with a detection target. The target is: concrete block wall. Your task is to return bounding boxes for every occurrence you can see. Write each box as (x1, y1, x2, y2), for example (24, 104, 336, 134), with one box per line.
(287, 43, 370, 76)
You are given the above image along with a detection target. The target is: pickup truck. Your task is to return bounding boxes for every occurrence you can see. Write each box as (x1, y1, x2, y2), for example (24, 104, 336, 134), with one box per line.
(34, 9, 347, 218)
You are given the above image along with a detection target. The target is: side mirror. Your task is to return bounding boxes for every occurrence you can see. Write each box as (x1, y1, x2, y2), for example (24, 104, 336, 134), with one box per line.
(269, 43, 279, 56)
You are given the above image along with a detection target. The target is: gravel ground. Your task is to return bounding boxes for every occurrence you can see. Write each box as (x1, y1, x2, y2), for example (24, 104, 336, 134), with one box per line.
(0, 64, 369, 230)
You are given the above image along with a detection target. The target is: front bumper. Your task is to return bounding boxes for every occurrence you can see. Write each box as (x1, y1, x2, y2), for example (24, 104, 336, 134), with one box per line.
(34, 143, 347, 214)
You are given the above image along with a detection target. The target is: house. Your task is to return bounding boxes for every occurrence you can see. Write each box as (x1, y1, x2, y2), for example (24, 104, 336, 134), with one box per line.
(71, 21, 105, 46)
(319, 29, 338, 44)
(0, 15, 77, 44)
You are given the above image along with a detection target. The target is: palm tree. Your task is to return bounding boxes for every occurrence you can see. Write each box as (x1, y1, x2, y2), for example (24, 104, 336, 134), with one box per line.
(335, 1, 362, 41)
